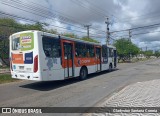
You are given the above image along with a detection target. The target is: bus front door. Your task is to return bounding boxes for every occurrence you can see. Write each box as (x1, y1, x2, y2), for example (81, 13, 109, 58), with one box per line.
(114, 50, 117, 68)
(95, 47, 101, 71)
(63, 42, 74, 78)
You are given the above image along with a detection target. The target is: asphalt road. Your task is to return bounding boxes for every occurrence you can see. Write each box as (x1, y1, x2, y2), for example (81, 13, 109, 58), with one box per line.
(0, 58, 160, 116)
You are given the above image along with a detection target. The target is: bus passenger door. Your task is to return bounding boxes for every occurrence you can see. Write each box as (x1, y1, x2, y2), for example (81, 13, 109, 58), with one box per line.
(114, 50, 117, 68)
(95, 47, 101, 71)
(63, 42, 74, 78)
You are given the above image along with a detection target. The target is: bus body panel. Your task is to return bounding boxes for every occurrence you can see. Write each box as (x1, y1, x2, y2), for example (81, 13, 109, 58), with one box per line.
(101, 63, 109, 71)
(38, 32, 64, 81)
(10, 30, 117, 81)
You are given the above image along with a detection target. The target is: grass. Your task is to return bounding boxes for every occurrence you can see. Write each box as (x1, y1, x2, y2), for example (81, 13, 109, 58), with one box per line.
(0, 66, 9, 69)
(0, 74, 20, 84)
(118, 58, 150, 63)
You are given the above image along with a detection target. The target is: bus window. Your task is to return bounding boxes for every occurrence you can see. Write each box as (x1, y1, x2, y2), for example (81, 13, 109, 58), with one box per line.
(102, 46, 108, 57)
(75, 42, 87, 57)
(12, 37, 20, 50)
(44, 50, 51, 57)
(86, 44, 95, 57)
(42, 36, 61, 58)
(96, 48, 101, 58)
(64, 44, 72, 59)
(109, 48, 113, 57)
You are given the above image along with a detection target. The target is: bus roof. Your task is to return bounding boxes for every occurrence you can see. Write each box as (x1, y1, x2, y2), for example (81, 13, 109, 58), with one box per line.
(10, 30, 116, 48)
(42, 31, 101, 46)
(10, 30, 36, 37)
(10, 30, 101, 45)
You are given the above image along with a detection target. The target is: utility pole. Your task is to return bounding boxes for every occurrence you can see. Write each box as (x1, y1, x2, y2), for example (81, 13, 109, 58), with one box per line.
(129, 29, 132, 42)
(105, 17, 110, 45)
(146, 46, 148, 51)
(128, 29, 132, 61)
(84, 25, 91, 39)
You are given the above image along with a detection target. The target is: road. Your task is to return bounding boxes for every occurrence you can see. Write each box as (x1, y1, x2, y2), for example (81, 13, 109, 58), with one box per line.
(0, 59, 160, 116)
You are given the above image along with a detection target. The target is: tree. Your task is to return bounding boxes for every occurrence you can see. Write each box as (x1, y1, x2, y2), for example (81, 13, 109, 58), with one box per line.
(143, 50, 153, 58)
(81, 36, 99, 43)
(114, 38, 140, 62)
(0, 18, 20, 66)
(61, 34, 100, 43)
(45, 29, 58, 34)
(154, 50, 160, 58)
(22, 22, 44, 31)
(62, 33, 78, 39)
(0, 18, 45, 66)
(0, 17, 99, 66)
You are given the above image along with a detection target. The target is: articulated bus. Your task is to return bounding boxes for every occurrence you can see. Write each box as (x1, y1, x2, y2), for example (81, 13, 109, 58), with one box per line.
(9, 30, 117, 81)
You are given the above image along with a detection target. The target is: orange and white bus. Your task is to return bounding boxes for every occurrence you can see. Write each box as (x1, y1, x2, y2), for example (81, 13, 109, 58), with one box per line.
(9, 30, 117, 81)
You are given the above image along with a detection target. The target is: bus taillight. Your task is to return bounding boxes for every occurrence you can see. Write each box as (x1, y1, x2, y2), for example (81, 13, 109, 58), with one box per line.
(34, 55, 38, 72)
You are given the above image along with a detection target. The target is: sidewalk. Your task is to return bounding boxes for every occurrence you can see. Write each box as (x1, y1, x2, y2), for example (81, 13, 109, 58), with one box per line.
(91, 79, 160, 116)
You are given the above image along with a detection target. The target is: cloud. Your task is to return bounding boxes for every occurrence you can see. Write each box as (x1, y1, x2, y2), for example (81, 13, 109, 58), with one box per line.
(0, 0, 160, 50)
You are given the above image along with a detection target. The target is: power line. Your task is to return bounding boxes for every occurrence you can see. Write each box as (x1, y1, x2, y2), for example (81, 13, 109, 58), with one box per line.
(71, 0, 105, 18)
(132, 30, 160, 36)
(111, 29, 160, 39)
(8, 0, 82, 25)
(27, 0, 107, 33)
(0, 23, 104, 43)
(0, 0, 104, 33)
(0, 0, 83, 29)
(3, 0, 160, 42)
(0, 11, 108, 38)
(84, 0, 120, 21)
(0, 0, 107, 34)
(110, 22, 160, 33)
(118, 10, 160, 23)
(6, 0, 160, 36)
(0, 11, 86, 33)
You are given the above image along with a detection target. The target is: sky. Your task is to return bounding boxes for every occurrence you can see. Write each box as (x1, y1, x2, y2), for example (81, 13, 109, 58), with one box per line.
(0, 0, 160, 51)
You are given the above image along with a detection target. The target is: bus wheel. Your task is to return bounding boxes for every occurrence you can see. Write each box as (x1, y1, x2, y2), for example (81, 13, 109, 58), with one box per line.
(79, 67, 88, 80)
(109, 64, 112, 72)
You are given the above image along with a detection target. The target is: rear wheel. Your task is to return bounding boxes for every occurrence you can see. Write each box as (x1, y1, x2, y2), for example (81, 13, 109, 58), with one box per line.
(79, 67, 87, 80)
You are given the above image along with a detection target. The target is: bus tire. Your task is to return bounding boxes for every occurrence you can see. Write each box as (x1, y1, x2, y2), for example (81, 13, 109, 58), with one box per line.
(109, 63, 112, 72)
(79, 67, 88, 80)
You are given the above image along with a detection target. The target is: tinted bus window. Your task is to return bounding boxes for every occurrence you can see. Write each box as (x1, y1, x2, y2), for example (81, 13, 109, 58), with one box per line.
(102, 46, 108, 57)
(86, 44, 95, 57)
(109, 48, 113, 57)
(75, 42, 87, 57)
(42, 36, 61, 58)
(12, 37, 20, 50)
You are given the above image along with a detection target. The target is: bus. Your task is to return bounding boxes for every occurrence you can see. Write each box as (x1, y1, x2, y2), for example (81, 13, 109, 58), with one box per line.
(9, 30, 117, 81)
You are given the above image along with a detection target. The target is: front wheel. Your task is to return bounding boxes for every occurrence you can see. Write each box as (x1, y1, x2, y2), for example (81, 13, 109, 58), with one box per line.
(79, 67, 87, 80)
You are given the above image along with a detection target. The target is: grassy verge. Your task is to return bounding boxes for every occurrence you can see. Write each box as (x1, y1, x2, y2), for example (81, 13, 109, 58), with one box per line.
(0, 74, 20, 84)
(118, 58, 150, 63)
(0, 66, 9, 69)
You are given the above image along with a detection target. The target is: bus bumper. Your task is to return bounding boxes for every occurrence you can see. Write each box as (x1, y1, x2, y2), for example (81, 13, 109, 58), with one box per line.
(11, 71, 41, 81)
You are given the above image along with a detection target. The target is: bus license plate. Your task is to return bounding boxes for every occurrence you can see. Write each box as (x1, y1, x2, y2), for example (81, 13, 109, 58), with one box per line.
(20, 75, 24, 77)
(19, 66, 24, 70)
